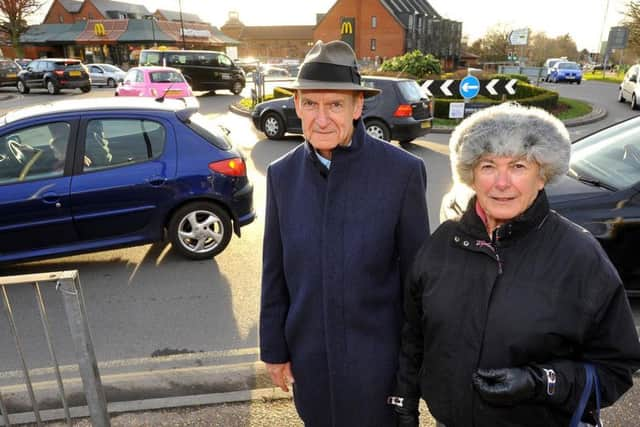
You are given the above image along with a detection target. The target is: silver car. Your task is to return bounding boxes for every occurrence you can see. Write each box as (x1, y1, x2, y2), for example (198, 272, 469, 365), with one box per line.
(87, 63, 126, 88)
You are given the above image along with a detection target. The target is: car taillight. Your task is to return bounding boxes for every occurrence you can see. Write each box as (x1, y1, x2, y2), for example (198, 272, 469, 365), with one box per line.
(393, 104, 413, 117)
(54, 70, 64, 77)
(209, 157, 246, 176)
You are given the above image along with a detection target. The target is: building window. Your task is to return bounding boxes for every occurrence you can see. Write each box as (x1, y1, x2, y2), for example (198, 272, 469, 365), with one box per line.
(370, 39, 376, 51)
(371, 16, 377, 28)
(59, 15, 64, 23)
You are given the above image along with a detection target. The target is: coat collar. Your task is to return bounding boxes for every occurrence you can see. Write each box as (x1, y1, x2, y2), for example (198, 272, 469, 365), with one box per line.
(458, 189, 550, 244)
(303, 119, 366, 176)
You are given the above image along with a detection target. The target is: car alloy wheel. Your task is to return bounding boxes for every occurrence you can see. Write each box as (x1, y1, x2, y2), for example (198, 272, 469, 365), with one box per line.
(107, 78, 116, 88)
(262, 113, 285, 139)
(231, 81, 243, 95)
(46, 80, 59, 95)
(17, 80, 29, 94)
(169, 202, 232, 259)
(365, 119, 390, 141)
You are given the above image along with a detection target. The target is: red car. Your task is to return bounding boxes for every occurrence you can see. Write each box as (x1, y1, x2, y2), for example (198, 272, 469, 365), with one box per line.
(116, 66, 193, 98)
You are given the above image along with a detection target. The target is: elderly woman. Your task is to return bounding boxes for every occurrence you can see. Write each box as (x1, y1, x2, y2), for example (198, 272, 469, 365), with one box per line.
(390, 103, 640, 427)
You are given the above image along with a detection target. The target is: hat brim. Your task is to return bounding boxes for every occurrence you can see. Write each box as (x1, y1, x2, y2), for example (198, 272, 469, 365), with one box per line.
(277, 78, 381, 98)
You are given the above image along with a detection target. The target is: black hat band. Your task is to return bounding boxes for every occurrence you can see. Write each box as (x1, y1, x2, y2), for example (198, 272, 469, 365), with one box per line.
(298, 62, 361, 85)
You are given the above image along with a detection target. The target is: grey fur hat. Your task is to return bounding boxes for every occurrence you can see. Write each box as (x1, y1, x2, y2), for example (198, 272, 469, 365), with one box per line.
(449, 103, 571, 186)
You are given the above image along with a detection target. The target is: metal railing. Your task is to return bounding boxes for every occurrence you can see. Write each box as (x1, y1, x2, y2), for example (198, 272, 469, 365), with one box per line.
(0, 270, 110, 426)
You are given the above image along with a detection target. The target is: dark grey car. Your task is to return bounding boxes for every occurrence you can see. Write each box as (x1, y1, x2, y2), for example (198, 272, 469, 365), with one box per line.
(17, 58, 91, 95)
(251, 76, 433, 143)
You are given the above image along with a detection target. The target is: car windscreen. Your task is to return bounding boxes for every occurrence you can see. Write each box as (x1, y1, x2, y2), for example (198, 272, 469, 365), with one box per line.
(149, 71, 185, 83)
(186, 113, 233, 150)
(397, 80, 427, 101)
(139, 52, 162, 66)
(570, 117, 640, 190)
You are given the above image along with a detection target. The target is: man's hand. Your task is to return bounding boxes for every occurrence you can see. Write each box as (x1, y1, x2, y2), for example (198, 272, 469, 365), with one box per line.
(265, 362, 295, 392)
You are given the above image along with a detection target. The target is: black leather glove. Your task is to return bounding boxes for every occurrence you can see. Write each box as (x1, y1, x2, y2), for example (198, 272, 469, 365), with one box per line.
(472, 366, 546, 406)
(388, 396, 419, 427)
(394, 406, 419, 427)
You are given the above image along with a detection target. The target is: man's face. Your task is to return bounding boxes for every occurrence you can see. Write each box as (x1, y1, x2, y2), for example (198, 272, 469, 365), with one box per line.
(294, 90, 364, 155)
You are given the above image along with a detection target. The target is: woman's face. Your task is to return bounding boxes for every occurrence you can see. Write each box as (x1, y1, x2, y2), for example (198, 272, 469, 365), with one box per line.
(471, 155, 545, 231)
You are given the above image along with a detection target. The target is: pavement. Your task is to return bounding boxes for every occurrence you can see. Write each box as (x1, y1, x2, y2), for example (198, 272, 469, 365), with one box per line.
(0, 94, 628, 427)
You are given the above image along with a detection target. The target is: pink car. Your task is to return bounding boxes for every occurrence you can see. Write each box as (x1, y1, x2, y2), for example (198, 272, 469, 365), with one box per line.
(115, 66, 193, 98)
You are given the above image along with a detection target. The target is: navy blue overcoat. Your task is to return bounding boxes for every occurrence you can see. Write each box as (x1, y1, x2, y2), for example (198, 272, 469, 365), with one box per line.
(260, 120, 429, 427)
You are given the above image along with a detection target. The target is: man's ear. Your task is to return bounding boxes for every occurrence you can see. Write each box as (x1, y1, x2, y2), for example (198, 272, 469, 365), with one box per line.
(352, 92, 365, 120)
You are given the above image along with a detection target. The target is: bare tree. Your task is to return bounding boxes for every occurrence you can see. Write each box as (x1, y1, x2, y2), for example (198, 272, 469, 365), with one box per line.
(0, 0, 45, 56)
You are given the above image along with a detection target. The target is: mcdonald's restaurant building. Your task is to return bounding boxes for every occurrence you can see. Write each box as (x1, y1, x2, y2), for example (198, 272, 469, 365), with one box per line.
(18, 0, 239, 66)
(313, 0, 462, 69)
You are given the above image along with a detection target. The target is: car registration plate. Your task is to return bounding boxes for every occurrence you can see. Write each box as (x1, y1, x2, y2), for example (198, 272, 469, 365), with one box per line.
(165, 90, 182, 95)
(421, 121, 432, 129)
(69, 70, 81, 77)
(565, 75, 575, 79)
(7, 73, 16, 78)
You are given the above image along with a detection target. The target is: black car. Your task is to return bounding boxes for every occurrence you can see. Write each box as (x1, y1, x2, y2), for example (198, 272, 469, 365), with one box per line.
(251, 76, 433, 143)
(17, 58, 91, 95)
(0, 59, 20, 87)
(441, 116, 640, 296)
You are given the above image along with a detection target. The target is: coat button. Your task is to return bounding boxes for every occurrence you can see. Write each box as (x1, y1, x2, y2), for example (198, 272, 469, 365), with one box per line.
(463, 240, 470, 246)
(454, 236, 460, 242)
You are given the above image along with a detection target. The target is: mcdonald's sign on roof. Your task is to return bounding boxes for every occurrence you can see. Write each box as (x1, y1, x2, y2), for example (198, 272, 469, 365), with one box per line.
(94, 23, 106, 37)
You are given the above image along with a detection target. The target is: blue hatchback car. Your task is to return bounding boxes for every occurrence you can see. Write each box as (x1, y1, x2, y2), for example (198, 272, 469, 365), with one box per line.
(0, 97, 255, 263)
(549, 61, 583, 84)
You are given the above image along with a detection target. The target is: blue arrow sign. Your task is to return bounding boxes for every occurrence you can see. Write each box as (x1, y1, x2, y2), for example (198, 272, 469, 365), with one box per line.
(460, 75, 480, 99)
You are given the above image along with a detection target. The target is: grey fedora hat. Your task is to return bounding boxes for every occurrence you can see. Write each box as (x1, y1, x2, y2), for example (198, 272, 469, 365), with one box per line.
(278, 40, 381, 98)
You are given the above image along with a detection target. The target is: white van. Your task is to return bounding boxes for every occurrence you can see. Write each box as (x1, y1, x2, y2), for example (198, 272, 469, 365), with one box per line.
(618, 64, 640, 109)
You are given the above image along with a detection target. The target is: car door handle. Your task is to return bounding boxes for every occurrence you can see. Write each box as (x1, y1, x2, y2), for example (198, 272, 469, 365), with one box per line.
(42, 193, 61, 205)
(146, 176, 167, 186)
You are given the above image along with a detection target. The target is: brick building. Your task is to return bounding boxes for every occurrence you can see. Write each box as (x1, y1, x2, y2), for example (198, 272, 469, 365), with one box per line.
(314, 0, 462, 69)
(17, 0, 238, 65)
(221, 12, 313, 61)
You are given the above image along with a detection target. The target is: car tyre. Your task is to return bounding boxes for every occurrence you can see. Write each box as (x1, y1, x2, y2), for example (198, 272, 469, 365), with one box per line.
(46, 79, 59, 95)
(17, 80, 29, 94)
(632, 94, 638, 111)
(262, 112, 285, 139)
(107, 78, 116, 88)
(576, 80, 581, 85)
(169, 202, 232, 260)
(365, 119, 391, 141)
(618, 88, 625, 102)
(80, 85, 91, 93)
(231, 81, 243, 95)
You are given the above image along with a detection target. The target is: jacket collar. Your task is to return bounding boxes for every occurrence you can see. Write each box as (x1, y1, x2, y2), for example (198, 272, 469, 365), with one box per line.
(303, 119, 366, 176)
(458, 189, 550, 244)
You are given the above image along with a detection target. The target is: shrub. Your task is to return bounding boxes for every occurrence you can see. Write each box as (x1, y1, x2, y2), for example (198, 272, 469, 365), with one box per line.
(379, 50, 441, 78)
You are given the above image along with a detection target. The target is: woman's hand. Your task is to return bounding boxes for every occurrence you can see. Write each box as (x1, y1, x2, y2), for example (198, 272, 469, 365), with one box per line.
(265, 361, 295, 392)
(472, 367, 542, 405)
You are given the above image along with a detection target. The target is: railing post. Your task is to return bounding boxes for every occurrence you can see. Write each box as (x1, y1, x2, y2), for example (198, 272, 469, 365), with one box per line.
(57, 275, 110, 427)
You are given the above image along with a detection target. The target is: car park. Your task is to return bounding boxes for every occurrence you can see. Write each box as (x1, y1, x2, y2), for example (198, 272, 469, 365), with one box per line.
(139, 49, 246, 95)
(251, 76, 432, 143)
(16, 58, 91, 94)
(0, 59, 20, 87)
(115, 66, 193, 99)
(440, 115, 640, 296)
(86, 63, 126, 87)
(0, 97, 255, 263)
(548, 61, 582, 84)
(618, 64, 640, 109)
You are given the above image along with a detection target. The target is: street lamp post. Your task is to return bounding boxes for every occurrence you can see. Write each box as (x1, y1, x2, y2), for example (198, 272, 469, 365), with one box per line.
(178, 0, 186, 49)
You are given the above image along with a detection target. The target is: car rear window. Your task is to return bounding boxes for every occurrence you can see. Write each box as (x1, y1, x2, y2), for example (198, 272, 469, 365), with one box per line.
(0, 61, 19, 72)
(54, 61, 82, 70)
(558, 62, 579, 69)
(149, 71, 185, 83)
(186, 113, 233, 150)
(397, 80, 427, 101)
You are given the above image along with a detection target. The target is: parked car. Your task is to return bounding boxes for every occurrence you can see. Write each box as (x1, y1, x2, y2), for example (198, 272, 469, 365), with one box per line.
(139, 49, 246, 94)
(618, 64, 640, 109)
(16, 58, 91, 94)
(0, 97, 255, 263)
(548, 61, 583, 84)
(115, 66, 193, 99)
(0, 59, 20, 87)
(251, 76, 433, 143)
(86, 63, 126, 87)
(543, 57, 566, 81)
(440, 115, 640, 296)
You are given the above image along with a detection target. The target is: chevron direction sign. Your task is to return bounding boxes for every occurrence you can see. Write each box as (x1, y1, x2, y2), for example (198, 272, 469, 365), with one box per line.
(421, 79, 518, 98)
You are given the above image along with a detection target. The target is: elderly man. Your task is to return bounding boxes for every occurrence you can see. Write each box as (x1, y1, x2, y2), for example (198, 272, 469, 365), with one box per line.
(259, 40, 430, 426)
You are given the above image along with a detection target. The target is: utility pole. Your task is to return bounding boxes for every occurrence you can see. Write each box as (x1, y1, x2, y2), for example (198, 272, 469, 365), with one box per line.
(178, 0, 186, 49)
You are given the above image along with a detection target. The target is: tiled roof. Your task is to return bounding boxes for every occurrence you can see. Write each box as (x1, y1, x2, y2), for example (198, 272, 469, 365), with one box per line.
(59, 0, 83, 13)
(90, 0, 151, 18)
(156, 9, 204, 24)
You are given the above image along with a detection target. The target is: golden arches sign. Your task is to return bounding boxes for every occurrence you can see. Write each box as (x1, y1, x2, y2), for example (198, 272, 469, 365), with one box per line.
(340, 18, 355, 49)
(340, 21, 353, 35)
(94, 23, 106, 37)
